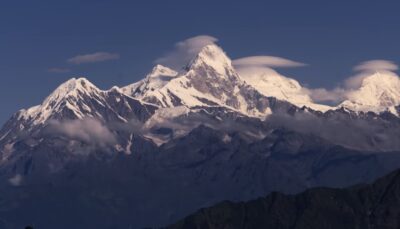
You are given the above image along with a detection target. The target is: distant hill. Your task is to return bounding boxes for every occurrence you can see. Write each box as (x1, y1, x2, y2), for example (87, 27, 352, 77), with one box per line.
(168, 168, 400, 229)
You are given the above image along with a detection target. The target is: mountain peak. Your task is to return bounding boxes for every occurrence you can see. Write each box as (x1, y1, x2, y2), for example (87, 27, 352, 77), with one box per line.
(197, 44, 230, 61)
(361, 71, 398, 87)
(187, 44, 233, 75)
(49, 77, 98, 97)
(237, 69, 333, 112)
(149, 65, 178, 78)
(41, 77, 99, 107)
(340, 71, 400, 113)
(121, 65, 178, 99)
(123, 44, 272, 117)
(18, 77, 102, 124)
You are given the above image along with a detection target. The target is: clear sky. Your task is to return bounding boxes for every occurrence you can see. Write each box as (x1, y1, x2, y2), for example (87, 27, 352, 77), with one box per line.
(1, 0, 400, 125)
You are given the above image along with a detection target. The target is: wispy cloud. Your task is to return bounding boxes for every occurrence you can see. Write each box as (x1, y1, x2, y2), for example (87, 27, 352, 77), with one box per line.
(8, 174, 22, 186)
(353, 60, 398, 72)
(46, 118, 117, 147)
(304, 87, 346, 103)
(233, 56, 306, 68)
(47, 67, 71, 73)
(67, 52, 120, 64)
(155, 35, 218, 69)
(235, 66, 280, 79)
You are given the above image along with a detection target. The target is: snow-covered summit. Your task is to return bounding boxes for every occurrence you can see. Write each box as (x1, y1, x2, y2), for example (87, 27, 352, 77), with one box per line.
(42, 77, 99, 103)
(18, 77, 103, 124)
(339, 72, 400, 114)
(186, 44, 234, 76)
(150, 64, 178, 77)
(238, 69, 332, 112)
(122, 65, 178, 98)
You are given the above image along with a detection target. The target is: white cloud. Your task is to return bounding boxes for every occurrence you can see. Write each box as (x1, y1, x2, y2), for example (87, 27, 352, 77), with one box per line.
(233, 56, 306, 68)
(304, 87, 346, 103)
(47, 68, 71, 73)
(235, 66, 280, 77)
(343, 73, 370, 90)
(155, 35, 218, 69)
(8, 174, 23, 186)
(353, 60, 398, 72)
(47, 118, 117, 146)
(67, 52, 120, 64)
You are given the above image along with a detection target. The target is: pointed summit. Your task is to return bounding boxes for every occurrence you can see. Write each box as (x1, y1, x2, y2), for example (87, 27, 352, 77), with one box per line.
(18, 77, 103, 124)
(42, 77, 99, 104)
(187, 44, 234, 75)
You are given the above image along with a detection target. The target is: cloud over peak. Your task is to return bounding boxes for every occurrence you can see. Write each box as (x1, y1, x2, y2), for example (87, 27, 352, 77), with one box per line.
(233, 56, 306, 68)
(155, 35, 307, 72)
(68, 52, 120, 64)
(305, 87, 346, 103)
(342, 60, 400, 90)
(353, 60, 398, 72)
(47, 67, 71, 73)
(306, 59, 399, 104)
(155, 35, 218, 70)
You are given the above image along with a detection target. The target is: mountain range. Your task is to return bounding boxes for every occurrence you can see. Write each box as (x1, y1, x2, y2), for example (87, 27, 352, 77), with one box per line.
(1, 44, 400, 228)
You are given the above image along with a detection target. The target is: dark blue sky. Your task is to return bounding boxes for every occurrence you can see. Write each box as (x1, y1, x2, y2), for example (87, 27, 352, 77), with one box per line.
(1, 0, 400, 124)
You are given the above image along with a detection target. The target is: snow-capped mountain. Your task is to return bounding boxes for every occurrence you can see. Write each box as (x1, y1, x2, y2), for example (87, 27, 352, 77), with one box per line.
(2, 44, 400, 150)
(3, 44, 400, 152)
(0, 77, 157, 149)
(123, 44, 333, 115)
(124, 44, 272, 118)
(20, 78, 107, 125)
(339, 72, 400, 114)
(11, 44, 398, 133)
(18, 77, 157, 125)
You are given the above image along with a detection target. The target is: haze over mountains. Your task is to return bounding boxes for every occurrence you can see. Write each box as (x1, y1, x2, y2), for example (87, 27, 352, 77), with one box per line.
(1, 44, 400, 228)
